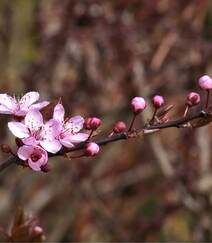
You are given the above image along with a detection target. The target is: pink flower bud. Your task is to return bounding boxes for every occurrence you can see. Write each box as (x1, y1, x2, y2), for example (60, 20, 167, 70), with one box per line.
(152, 95, 164, 108)
(84, 117, 102, 130)
(113, 121, 127, 133)
(198, 75, 212, 90)
(131, 97, 146, 114)
(186, 92, 200, 107)
(85, 142, 100, 156)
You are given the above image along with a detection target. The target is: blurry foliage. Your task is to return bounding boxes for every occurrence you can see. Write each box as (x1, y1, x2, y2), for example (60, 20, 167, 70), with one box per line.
(0, 0, 211, 241)
(0, 207, 45, 242)
(161, 212, 192, 241)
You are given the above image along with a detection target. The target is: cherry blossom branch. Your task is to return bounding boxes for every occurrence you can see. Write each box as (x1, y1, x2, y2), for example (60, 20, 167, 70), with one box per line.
(1, 108, 211, 173)
(56, 109, 211, 156)
(0, 75, 211, 173)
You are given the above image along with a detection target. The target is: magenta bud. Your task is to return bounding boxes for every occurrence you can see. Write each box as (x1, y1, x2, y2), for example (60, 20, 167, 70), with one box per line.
(131, 97, 146, 114)
(85, 142, 100, 157)
(84, 117, 102, 130)
(186, 92, 200, 107)
(198, 75, 212, 90)
(113, 121, 127, 133)
(152, 95, 164, 108)
(0, 144, 11, 154)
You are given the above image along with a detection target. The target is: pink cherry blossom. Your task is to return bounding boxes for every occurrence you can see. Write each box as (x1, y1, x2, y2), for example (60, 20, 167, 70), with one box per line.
(8, 110, 62, 153)
(53, 103, 89, 148)
(0, 92, 49, 116)
(131, 97, 146, 114)
(17, 145, 48, 171)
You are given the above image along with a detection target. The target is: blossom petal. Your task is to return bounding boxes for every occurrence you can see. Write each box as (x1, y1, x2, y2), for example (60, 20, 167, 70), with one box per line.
(25, 110, 43, 131)
(69, 133, 89, 143)
(20, 92, 39, 107)
(30, 101, 50, 110)
(8, 122, 29, 138)
(22, 136, 38, 146)
(40, 139, 62, 153)
(0, 94, 17, 110)
(53, 103, 65, 122)
(59, 136, 74, 148)
(65, 116, 85, 133)
(0, 104, 12, 114)
(42, 119, 62, 139)
(28, 159, 42, 171)
(17, 145, 34, 160)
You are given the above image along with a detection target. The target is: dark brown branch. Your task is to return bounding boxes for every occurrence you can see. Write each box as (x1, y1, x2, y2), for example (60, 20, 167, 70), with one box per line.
(144, 110, 209, 130)
(0, 155, 20, 172)
(0, 109, 210, 173)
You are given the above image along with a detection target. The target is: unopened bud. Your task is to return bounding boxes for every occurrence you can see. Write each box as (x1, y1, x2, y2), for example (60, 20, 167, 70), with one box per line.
(15, 138, 24, 147)
(131, 97, 146, 114)
(85, 142, 100, 157)
(84, 117, 101, 130)
(33, 226, 43, 235)
(113, 121, 127, 133)
(186, 92, 200, 107)
(0, 144, 12, 154)
(152, 95, 164, 108)
(198, 75, 212, 90)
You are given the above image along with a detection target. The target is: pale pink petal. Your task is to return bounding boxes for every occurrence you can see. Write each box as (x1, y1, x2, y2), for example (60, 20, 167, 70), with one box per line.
(17, 145, 34, 160)
(30, 101, 49, 110)
(0, 94, 17, 110)
(69, 133, 89, 143)
(28, 159, 43, 171)
(40, 139, 62, 153)
(65, 116, 85, 133)
(28, 148, 48, 171)
(25, 110, 43, 131)
(22, 136, 38, 146)
(59, 136, 74, 148)
(41, 119, 62, 139)
(0, 104, 12, 114)
(14, 109, 28, 116)
(53, 103, 65, 122)
(8, 122, 29, 138)
(20, 92, 39, 107)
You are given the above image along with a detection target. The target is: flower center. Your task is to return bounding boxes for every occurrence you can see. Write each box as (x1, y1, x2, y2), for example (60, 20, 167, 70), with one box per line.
(31, 153, 42, 162)
(31, 127, 43, 141)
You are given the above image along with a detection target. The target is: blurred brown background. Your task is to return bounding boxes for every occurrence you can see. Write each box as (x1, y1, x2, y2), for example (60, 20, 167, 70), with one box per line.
(0, 0, 212, 241)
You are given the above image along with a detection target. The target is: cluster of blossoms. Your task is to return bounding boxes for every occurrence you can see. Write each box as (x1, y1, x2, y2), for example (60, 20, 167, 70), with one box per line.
(0, 92, 92, 171)
(0, 75, 211, 172)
